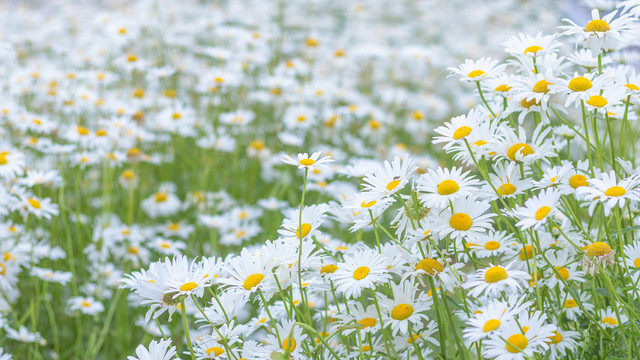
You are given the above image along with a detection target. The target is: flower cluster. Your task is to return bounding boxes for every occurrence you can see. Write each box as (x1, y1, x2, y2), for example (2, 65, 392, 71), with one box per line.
(4, 0, 640, 359)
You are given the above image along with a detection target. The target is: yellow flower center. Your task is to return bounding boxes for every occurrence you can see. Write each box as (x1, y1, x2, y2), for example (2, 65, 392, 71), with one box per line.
(483, 319, 501, 332)
(449, 213, 472, 231)
(586, 95, 607, 108)
(467, 70, 486, 78)
(602, 317, 618, 325)
(437, 179, 460, 195)
(320, 264, 338, 274)
(353, 266, 370, 280)
(568, 77, 593, 92)
(569, 174, 588, 189)
(28, 198, 41, 209)
(453, 126, 472, 140)
(585, 19, 611, 32)
(180, 282, 198, 292)
(494, 84, 512, 92)
(155, 193, 168, 202)
(0, 151, 8, 165)
(520, 98, 540, 108)
(550, 332, 563, 344)
(634, 258, 640, 268)
(533, 79, 552, 93)
(361, 200, 377, 208)
(296, 223, 312, 239)
(507, 143, 534, 161)
(506, 334, 528, 353)
(604, 186, 626, 197)
(535, 206, 551, 221)
(497, 183, 516, 196)
(564, 299, 578, 308)
(358, 317, 377, 328)
(415, 258, 444, 275)
(77, 126, 90, 136)
(586, 242, 612, 257)
(299, 158, 316, 166)
(554, 266, 569, 280)
(243, 273, 265, 290)
(282, 337, 296, 352)
(519, 245, 536, 260)
(485, 241, 501, 250)
(362, 345, 371, 352)
(206, 347, 225, 356)
(524, 45, 543, 55)
(81, 301, 91, 307)
(386, 179, 401, 191)
(484, 266, 508, 283)
(625, 83, 639, 91)
(391, 304, 414, 320)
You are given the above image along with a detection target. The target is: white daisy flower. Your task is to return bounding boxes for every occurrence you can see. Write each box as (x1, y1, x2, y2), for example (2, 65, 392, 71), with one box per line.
(331, 248, 391, 299)
(436, 195, 494, 242)
(417, 167, 480, 208)
(508, 188, 561, 230)
(575, 170, 640, 215)
(127, 338, 178, 360)
(448, 57, 507, 82)
(282, 151, 333, 170)
(361, 155, 417, 200)
(464, 262, 529, 298)
(379, 281, 430, 335)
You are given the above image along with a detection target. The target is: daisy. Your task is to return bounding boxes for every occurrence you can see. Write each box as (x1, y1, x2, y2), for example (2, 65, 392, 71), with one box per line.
(436, 195, 494, 242)
(547, 329, 580, 360)
(582, 241, 616, 275)
(503, 32, 561, 59)
(361, 155, 417, 200)
(557, 160, 592, 195)
(417, 167, 480, 208)
(464, 262, 529, 298)
(216, 249, 276, 297)
(463, 300, 516, 343)
(509, 72, 558, 123)
(68, 296, 105, 315)
(575, 171, 640, 215)
(561, 291, 594, 321)
(162, 255, 211, 300)
(265, 319, 308, 359)
(599, 308, 629, 328)
(552, 72, 610, 108)
(448, 57, 507, 82)
(466, 230, 517, 259)
(379, 281, 430, 335)
(543, 250, 585, 289)
(481, 162, 533, 200)
(331, 248, 391, 298)
(560, 9, 636, 51)
(492, 124, 557, 164)
(568, 49, 601, 70)
(433, 107, 487, 150)
(508, 188, 561, 230)
(483, 313, 555, 360)
(533, 163, 573, 189)
(334, 302, 380, 335)
(141, 189, 182, 218)
(13, 195, 59, 220)
(127, 339, 178, 360)
(278, 203, 328, 240)
(450, 116, 502, 166)
(282, 151, 333, 171)
(583, 86, 627, 112)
